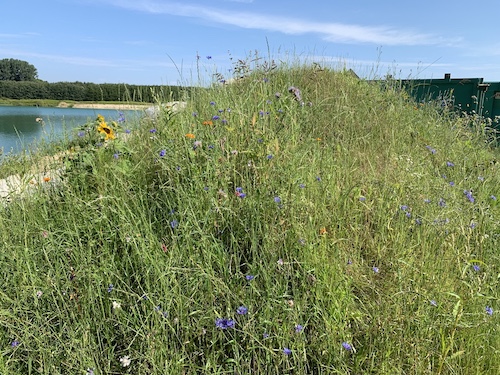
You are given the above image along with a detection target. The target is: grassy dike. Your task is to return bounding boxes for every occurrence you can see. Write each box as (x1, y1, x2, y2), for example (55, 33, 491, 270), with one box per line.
(0, 63, 498, 374)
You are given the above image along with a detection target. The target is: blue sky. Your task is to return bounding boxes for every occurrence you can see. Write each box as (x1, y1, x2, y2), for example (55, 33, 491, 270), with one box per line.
(1, 0, 499, 85)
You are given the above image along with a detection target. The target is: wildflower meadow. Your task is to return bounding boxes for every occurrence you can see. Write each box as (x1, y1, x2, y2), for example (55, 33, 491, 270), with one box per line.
(0, 57, 499, 374)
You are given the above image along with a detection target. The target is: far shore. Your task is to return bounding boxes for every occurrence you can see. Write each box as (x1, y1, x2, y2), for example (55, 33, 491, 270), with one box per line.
(65, 102, 151, 110)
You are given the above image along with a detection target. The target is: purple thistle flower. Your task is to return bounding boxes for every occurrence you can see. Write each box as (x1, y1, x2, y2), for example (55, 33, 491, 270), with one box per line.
(159, 149, 166, 157)
(11, 340, 19, 348)
(372, 266, 379, 273)
(295, 324, 303, 333)
(486, 306, 493, 316)
(274, 196, 281, 203)
(473, 264, 480, 272)
(267, 154, 273, 159)
(446, 161, 455, 167)
(212, 115, 220, 120)
(236, 306, 248, 315)
(400, 205, 408, 211)
(245, 275, 255, 281)
(283, 347, 292, 355)
(491, 195, 497, 201)
(342, 342, 352, 351)
(215, 318, 235, 329)
(150, 129, 157, 133)
(209, 101, 216, 106)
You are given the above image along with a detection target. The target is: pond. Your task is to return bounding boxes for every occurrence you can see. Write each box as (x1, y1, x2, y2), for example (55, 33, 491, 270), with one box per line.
(0, 106, 142, 156)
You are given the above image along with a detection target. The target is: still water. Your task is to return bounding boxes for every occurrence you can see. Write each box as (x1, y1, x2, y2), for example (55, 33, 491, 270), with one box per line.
(0, 106, 141, 155)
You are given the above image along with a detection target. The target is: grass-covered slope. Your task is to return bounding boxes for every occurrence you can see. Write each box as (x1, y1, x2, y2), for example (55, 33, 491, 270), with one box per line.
(0, 64, 498, 374)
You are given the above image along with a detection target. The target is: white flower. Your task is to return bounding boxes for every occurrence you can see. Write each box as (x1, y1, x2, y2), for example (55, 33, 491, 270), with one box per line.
(119, 355, 131, 367)
(112, 301, 121, 310)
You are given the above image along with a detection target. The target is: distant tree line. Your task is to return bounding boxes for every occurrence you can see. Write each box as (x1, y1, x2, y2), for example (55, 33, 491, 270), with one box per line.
(0, 58, 188, 102)
(0, 80, 187, 102)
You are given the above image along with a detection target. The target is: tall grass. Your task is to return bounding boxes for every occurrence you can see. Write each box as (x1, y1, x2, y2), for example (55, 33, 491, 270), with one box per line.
(0, 59, 498, 374)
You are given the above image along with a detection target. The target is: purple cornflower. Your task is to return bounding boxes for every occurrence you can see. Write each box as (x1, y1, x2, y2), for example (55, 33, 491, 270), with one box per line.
(209, 101, 216, 106)
(159, 149, 166, 157)
(446, 161, 455, 167)
(192, 112, 198, 117)
(236, 306, 248, 315)
(150, 128, 157, 133)
(299, 183, 306, 189)
(11, 340, 19, 348)
(449, 181, 455, 186)
(118, 112, 126, 123)
(316, 176, 321, 181)
(78, 131, 86, 137)
(473, 264, 480, 272)
(274, 196, 281, 203)
(125, 129, 131, 134)
(342, 342, 352, 351)
(425, 145, 437, 154)
(372, 266, 379, 273)
(212, 115, 220, 121)
(288, 86, 302, 102)
(113, 153, 119, 159)
(438, 198, 446, 207)
(405, 211, 412, 218)
(263, 332, 269, 339)
(215, 318, 235, 329)
(359, 196, 366, 201)
(464, 190, 475, 203)
(491, 195, 497, 201)
(430, 300, 438, 307)
(283, 347, 292, 355)
(107, 284, 114, 293)
(170, 220, 178, 229)
(267, 154, 273, 159)
(400, 205, 408, 211)
(245, 275, 255, 281)
(295, 324, 303, 333)
(485, 306, 493, 316)
(86, 368, 95, 375)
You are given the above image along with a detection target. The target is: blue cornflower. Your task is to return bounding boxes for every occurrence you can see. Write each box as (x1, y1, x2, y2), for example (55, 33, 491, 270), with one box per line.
(125, 129, 131, 134)
(170, 220, 178, 229)
(473, 264, 480, 272)
(236, 306, 248, 315)
(295, 324, 303, 333)
(425, 145, 437, 154)
(299, 183, 306, 189)
(438, 198, 446, 207)
(400, 205, 408, 211)
(405, 212, 411, 218)
(78, 131, 86, 137)
(430, 300, 438, 307)
(192, 112, 198, 117)
(263, 332, 269, 339)
(446, 161, 455, 167)
(342, 342, 352, 351)
(215, 318, 235, 329)
(415, 218, 422, 225)
(486, 306, 493, 316)
(150, 129, 157, 133)
(283, 347, 291, 355)
(464, 190, 475, 203)
(245, 275, 255, 281)
(118, 112, 126, 123)
(11, 340, 19, 348)
(274, 196, 281, 203)
(491, 195, 497, 201)
(267, 154, 273, 159)
(107, 284, 114, 293)
(359, 196, 366, 201)
(449, 181, 455, 186)
(159, 149, 166, 157)
(212, 115, 220, 120)
(113, 153, 119, 159)
(372, 266, 379, 273)
(209, 101, 216, 106)
(316, 176, 321, 181)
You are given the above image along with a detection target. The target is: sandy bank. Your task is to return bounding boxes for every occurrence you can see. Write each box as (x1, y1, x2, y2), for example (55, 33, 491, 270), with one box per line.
(70, 103, 150, 110)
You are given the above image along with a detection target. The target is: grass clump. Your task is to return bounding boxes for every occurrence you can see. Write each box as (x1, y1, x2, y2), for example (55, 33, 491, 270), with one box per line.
(0, 60, 499, 375)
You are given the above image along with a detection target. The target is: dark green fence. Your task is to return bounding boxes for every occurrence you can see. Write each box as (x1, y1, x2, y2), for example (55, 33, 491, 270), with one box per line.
(400, 74, 500, 123)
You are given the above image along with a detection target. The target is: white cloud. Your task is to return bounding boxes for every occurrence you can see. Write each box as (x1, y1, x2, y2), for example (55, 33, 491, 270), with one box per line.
(100, 0, 457, 46)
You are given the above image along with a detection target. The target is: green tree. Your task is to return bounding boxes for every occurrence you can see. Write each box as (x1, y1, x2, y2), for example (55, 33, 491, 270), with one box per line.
(0, 58, 38, 81)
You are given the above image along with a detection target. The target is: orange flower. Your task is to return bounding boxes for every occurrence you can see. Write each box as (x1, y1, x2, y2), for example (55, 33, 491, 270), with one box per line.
(319, 227, 327, 235)
(185, 133, 195, 139)
(202, 120, 213, 126)
(43, 177, 51, 183)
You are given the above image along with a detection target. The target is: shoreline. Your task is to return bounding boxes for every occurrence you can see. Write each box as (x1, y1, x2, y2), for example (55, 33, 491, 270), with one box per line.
(67, 103, 151, 110)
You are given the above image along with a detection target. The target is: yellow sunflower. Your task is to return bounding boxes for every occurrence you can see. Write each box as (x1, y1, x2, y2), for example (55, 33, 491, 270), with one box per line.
(97, 121, 116, 140)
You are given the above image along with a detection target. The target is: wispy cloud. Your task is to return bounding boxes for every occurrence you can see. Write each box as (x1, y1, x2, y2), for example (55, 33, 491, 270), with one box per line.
(100, 0, 457, 46)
